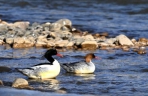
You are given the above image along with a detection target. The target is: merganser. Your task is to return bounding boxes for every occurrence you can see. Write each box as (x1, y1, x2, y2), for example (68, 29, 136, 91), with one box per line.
(17, 49, 63, 79)
(61, 53, 100, 74)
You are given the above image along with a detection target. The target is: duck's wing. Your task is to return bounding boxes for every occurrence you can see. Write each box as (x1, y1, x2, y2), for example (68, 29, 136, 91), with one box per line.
(17, 63, 52, 78)
(61, 61, 87, 72)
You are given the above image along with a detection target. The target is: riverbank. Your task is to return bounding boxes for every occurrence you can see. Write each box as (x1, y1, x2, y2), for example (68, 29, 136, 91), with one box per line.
(0, 19, 147, 54)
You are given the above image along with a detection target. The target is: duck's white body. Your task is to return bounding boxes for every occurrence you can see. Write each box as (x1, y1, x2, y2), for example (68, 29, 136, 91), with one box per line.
(61, 60, 95, 74)
(18, 49, 63, 79)
(61, 53, 99, 74)
(18, 59, 60, 79)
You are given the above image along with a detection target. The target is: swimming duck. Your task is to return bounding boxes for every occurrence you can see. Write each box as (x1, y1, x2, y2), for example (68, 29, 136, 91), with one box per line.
(17, 49, 63, 79)
(61, 53, 100, 74)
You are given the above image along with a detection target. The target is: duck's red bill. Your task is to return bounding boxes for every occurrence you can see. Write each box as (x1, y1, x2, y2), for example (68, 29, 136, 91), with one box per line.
(56, 53, 63, 57)
(95, 56, 101, 60)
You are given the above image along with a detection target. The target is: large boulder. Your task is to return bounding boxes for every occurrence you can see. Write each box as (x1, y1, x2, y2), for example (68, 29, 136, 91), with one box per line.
(116, 34, 134, 46)
(12, 78, 29, 88)
(12, 78, 33, 89)
(13, 37, 35, 48)
(81, 41, 98, 50)
(13, 21, 30, 30)
(55, 40, 69, 47)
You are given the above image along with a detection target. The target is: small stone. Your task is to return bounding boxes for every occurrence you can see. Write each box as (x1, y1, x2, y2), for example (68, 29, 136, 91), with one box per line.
(100, 32, 109, 37)
(0, 80, 3, 86)
(116, 34, 134, 46)
(81, 41, 98, 50)
(12, 78, 29, 88)
(0, 66, 11, 73)
(55, 19, 72, 26)
(122, 45, 130, 51)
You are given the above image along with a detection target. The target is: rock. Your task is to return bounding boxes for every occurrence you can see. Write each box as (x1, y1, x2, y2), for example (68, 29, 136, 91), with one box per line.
(0, 35, 5, 45)
(138, 38, 147, 46)
(122, 45, 130, 51)
(0, 24, 8, 34)
(98, 42, 109, 47)
(60, 31, 72, 40)
(100, 32, 109, 37)
(12, 78, 33, 89)
(13, 37, 35, 48)
(55, 19, 72, 26)
(84, 35, 95, 40)
(12, 78, 28, 88)
(13, 21, 30, 30)
(55, 40, 69, 47)
(49, 23, 62, 31)
(0, 66, 11, 73)
(0, 80, 3, 86)
(72, 35, 85, 45)
(81, 41, 98, 50)
(116, 34, 134, 46)
(35, 40, 47, 47)
(66, 41, 74, 49)
(6, 38, 14, 44)
(104, 38, 117, 45)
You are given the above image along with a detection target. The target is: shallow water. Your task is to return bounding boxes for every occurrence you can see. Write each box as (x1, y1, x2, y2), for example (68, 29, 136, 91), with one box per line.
(0, 0, 148, 96)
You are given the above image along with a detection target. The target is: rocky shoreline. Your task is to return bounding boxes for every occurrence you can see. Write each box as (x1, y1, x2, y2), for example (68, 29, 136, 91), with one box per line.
(0, 18, 147, 54)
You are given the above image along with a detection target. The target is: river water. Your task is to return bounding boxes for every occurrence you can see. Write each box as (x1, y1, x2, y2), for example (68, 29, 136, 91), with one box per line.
(0, 0, 148, 96)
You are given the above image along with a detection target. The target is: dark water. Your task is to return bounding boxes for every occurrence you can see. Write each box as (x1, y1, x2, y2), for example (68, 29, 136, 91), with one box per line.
(0, 0, 148, 96)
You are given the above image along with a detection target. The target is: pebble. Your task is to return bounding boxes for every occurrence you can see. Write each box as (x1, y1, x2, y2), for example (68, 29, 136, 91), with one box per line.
(0, 80, 4, 86)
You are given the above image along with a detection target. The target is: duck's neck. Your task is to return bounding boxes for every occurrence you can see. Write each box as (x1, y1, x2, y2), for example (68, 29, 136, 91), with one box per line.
(46, 55, 54, 63)
(85, 58, 91, 63)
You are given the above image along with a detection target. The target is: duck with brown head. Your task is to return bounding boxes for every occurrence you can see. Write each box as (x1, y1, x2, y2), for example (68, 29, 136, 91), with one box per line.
(61, 53, 101, 74)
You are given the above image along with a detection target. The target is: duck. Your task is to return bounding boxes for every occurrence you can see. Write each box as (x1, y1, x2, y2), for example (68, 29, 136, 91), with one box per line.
(61, 53, 100, 74)
(17, 49, 63, 79)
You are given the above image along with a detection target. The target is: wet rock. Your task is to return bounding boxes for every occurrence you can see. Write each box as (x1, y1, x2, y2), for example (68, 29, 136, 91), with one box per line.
(0, 80, 3, 86)
(0, 35, 5, 45)
(81, 41, 98, 50)
(116, 34, 134, 46)
(55, 19, 72, 27)
(138, 38, 147, 46)
(0, 66, 11, 72)
(122, 45, 130, 52)
(12, 78, 29, 88)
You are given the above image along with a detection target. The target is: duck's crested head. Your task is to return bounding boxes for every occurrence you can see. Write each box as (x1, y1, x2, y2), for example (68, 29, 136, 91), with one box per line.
(85, 53, 95, 63)
(85, 53, 101, 63)
(44, 49, 63, 58)
(85, 53, 95, 59)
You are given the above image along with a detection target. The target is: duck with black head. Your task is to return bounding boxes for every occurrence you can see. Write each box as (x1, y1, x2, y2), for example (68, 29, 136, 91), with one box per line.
(17, 49, 63, 79)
